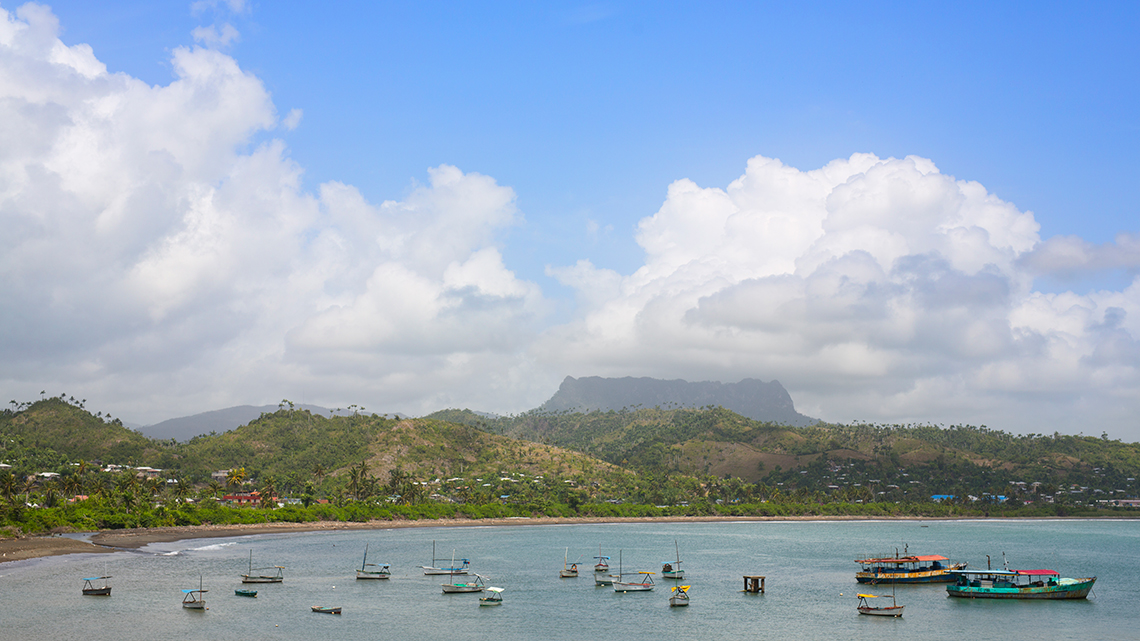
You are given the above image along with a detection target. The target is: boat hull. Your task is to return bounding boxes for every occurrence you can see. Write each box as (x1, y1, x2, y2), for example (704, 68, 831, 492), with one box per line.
(479, 598, 503, 606)
(613, 582, 654, 592)
(662, 570, 684, 580)
(182, 601, 205, 610)
(858, 606, 903, 617)
(356, 571, 391, 580)
(560, 569, 578, 578)
(423, 567, 467, 575)
(241, 576, 283, 584)
(856, 568, 960, 584)
(442, 584, 484, 593)
(947, 578, 1095, 600)
(595, 575, 615, 586)
(234, 589, 258, 597)
(311, 606, 341, 614)
(82, 588, 111, 596)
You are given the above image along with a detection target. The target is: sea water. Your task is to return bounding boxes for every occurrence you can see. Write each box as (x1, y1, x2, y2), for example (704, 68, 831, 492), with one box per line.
(1, 519, 1137, 641)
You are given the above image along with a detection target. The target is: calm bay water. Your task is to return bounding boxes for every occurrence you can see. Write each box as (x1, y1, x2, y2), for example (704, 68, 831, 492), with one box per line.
(2, 519, 1137, 640)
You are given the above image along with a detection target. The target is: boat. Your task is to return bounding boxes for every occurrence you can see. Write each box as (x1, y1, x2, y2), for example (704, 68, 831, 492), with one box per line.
(669, 584, 691, 607)
(356, 543, 391, 580)
(422, 540, 469, 575)
(946, 568, 1096, 599)
(560, 547, 579, 578)
(595, 572, 615, 586)
(594, 545, 610, 573)
(182, 576, 207, 610)
(234, 589, 258, 597)
(613, 571, 655, 592)
(241, 550, 284, 583)
(855, 552, 965, 583)
(81, 576, 112, 596)
(479, 586, 504, 606)
(442, 573, 486, 594)
(857, 593, 903, 617)
(311, 606, 342, 614)
(661, 540, 684, 580)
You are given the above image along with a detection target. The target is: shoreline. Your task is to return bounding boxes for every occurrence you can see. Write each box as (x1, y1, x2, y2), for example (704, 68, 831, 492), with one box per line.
(5, 513, 1128, 563)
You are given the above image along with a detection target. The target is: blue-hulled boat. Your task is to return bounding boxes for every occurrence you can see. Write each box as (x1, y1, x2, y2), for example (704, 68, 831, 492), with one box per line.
(947, 568, 1096, 599)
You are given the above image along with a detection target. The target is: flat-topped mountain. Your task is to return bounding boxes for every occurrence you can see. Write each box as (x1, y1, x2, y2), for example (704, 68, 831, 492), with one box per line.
(539, 376, 817, 427)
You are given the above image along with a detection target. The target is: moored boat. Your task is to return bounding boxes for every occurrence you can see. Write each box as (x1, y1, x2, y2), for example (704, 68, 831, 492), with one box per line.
(613, 571, 655, 592)
(857, 593, 903, 617)
(241, 550, 284, 583)
(81, 576, 112, 596)
(234, 589, 258, 597)
(661, 540, 684, 580)
(182, 576, 207, 610)
(442, 573, 487, 594)
(356, 543, 391, 580)
(855, 554, 964, 584)
(669, 584, 691, 607)
(422, 540, 470, 575)
(311, 606, 342, 614)
(594, 545, 610, 573)
(947, 569, 1096, 599)
(560, 547, 579, 578)
(479, 586, 504, 606)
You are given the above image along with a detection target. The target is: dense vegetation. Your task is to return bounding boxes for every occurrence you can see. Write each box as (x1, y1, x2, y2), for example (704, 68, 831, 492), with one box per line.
(2, 396, 1138, 538)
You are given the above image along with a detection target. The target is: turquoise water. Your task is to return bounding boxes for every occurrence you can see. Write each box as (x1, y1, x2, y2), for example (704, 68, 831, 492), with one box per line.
(2, 519, 1137, 640)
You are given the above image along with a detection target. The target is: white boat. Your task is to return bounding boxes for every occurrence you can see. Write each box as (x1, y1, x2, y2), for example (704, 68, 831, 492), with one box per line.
(560, 547, 579, 578)
(669, 584, 691, 607)
(856, 593, 903, 617)
(613, 571, 656, 592)
(661, 540, 684, 580)
(182, 576, 207, 610)
(594, 545, 610, 573)
(479, 586, 504, 606)
(422, 540, 470, 575)
(81, 576, 112, 596)
(241, 550, 284, 583)
(356, 544, 391, 580)
(442, 573, 486, 594)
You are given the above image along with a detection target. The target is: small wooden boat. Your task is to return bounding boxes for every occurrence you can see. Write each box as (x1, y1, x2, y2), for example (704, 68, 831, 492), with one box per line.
(422, 540, 469, 575)
(946, 568, 1096, 599)
(595, 573, 615, 586)
(234, 589, 258, 597)
(356, 544, 391, 580)
(669, 584, 691, 607)
(182, 576, 207, 610)
(594, 544, 610, 573)
(241, 550, 284, 583)
(311, 606, 342, 614)
(661, 540, 684, 580)
(81, 576, 112, 596)
(857, 593, 903, 617)
(613, 571, 655, 592)
(479, 586, 504, 606)
(560, 547, 579, 578)
(442, 572, 486, 593)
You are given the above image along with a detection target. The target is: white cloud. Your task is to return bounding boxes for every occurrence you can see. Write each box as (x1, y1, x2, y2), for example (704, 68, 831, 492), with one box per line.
(0, 4, 549, 423)
(191, 23, 240, 49)
(540, 154, 1140, 436)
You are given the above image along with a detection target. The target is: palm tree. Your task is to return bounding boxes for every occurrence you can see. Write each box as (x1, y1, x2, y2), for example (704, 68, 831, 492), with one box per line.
(0, 471, 17, 505)
(226, 467, 247, 491)
(207, 480, 222, 499)
(312, 463, 326, 485)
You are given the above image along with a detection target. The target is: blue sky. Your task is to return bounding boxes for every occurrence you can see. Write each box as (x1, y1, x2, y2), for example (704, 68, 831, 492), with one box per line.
(2, 1, 1139, 438)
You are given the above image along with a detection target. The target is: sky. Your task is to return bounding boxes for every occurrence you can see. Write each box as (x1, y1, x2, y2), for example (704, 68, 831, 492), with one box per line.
(2, 2, 1139, 439)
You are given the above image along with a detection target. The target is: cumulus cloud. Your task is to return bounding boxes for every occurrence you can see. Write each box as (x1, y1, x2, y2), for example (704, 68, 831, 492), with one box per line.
(192, 23, 240, 48)
(540, 154, 1140, 434)
(0, 4, 548, 422)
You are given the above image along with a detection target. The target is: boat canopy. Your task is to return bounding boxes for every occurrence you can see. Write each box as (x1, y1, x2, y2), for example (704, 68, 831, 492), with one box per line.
(82, 576, 111, 581)
(637, 571, 655, 575)
(487, 587, 504, 593)
(949, 569, 1018, 577)
(856, 594, 879, 598)
(855, 554, 948, 564)
(1016, 569, 1059, 576)
(182, 588, 207, 593)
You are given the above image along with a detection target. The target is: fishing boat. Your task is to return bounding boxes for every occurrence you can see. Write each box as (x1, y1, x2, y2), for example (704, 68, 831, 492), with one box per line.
(81, 576, 112, 596)
(422, 540, 470, 575)
(560, 547, 579, 578)
(946, 568, 1096, 599)
(235, 589, 258, 597)
(241, 550, 284, 583)
(857, 593, 903, 617)
(479, 586, 504, 606)
(661, 540, 684, 580)
(614, 571, 656, 592)
(442, 573, 486, 594)
(311, 606, 342, 614)
(855, 553, 964, 583)
(356, 543, 391, 580)
(594, 545, 610, 573)
(669, 584, 691, 607)
(595, 572, 616, 586)
(182, 576, 207, 610)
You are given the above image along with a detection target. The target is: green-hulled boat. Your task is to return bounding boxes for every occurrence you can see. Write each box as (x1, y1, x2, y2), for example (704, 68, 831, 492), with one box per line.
(947, 569, 1095, 599)
(235, 589, 258, 597)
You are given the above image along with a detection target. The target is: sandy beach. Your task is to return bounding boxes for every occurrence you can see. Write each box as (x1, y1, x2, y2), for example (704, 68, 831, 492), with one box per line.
(1, 514, 910, 563)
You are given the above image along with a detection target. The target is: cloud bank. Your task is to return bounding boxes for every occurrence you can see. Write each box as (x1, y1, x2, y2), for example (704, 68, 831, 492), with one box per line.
(2, 4, 1138, 436)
